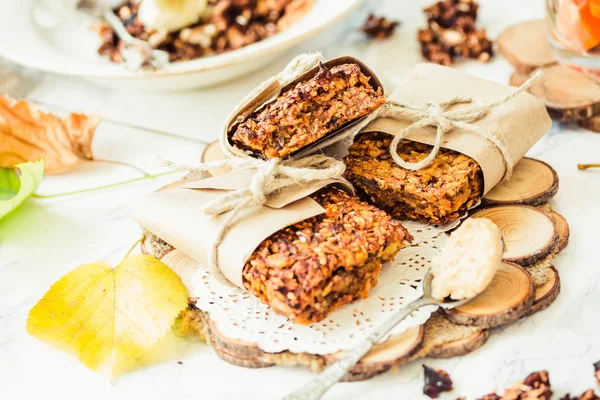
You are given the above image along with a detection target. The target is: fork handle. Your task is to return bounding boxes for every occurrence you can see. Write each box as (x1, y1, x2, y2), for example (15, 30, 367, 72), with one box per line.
(282, 297, 431, 400)
(103, 10, 137, 44)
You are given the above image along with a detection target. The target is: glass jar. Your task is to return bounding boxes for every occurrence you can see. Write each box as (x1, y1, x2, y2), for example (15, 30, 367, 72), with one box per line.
(546, 0, 600, 78)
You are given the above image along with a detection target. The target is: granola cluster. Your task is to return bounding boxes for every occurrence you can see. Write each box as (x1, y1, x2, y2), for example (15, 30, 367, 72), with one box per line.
(361, 14, 400, 40)
(231, 63, 386, 159)
(417, 0, 493, 66)
(344, 132, 483, 225)
(94, 0, 313, 63)
(242, 186, 410, 324)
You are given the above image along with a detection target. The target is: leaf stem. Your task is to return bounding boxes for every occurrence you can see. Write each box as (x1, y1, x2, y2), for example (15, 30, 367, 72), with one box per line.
(123, 233, 146, 260)
(578, 163, 600, 170)
(32, 170, 182, 198)
(94, 158, 152, 178)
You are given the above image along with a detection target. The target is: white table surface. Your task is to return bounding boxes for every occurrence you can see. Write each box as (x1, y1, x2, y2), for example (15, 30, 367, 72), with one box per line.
(2, 0, 600, 399)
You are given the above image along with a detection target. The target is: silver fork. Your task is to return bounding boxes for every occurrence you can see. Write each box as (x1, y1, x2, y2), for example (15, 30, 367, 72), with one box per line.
(76, 0, 170, 71)
(282, 270, 475, 400)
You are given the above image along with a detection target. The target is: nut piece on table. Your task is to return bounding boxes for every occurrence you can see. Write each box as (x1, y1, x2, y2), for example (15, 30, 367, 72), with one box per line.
(361, 14, 400, 40)
(418, 0, 493, 66)
(562, 390, 600, 400)
(477, 371, 552, 400)
(423, 365, 454, 398)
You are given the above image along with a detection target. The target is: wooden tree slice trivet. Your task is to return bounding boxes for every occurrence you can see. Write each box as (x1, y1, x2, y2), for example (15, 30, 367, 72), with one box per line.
(445, 262, 536, 328)
(142, 237, 426, 381)
(428, 330, 490, 359)
(497, 20, 556, 74)
(510, 65, 600, 121)
(548, 210, 570, 253)
(483, 158, 559, 206)
(201, 141, 231, 177)
(470, 205, 559, 267)
(524, 266, 561, 318)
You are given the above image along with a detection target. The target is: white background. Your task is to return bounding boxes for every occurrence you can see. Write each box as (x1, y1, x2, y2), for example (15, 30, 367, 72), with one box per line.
(1, 0, 600, 399)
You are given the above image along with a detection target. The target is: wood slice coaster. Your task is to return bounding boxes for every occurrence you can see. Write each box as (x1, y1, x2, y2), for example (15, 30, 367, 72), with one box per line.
(548, 210, 570, 253)
(580, 115, 600, 133)
(205, 308, 424, 381)
(524, 266, 561, 318)
(510, 65, 600, 121)
(470, 205, 559, 267)
(201, 141, 231, 176)
(497, 20, 556, 74)
(483, 158, 559, 206)
(427, 329, 490, 359)
(445, 262, 536, 328)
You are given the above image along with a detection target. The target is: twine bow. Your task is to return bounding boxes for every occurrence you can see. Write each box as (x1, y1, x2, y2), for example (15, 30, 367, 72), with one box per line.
(158, 154, 346, 282)
(352, 70, 543, 179)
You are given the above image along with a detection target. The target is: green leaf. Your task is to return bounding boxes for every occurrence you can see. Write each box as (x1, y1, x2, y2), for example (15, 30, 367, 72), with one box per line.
(0, 160, 44, 220)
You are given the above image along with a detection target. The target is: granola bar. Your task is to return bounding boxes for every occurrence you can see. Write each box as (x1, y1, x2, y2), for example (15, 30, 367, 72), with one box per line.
(230, 63, 386, 159)
(344, 132, 483, 225)
(242, 186, 410, 324)
(94, 0, 313, 63)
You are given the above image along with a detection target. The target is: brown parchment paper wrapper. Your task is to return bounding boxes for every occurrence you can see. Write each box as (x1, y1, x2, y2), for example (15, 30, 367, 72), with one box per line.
(222, 56, 384, 160)
(363, 63, 552, 193)
(132, 170, 353, 288)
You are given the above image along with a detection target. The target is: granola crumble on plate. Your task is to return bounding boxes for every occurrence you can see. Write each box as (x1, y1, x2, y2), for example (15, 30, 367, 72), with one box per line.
(94, 0, 314, 63)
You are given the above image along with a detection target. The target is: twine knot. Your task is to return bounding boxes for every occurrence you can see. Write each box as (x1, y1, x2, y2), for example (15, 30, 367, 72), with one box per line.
(352, 70, 543, 179)
(157, 154, 347, 283)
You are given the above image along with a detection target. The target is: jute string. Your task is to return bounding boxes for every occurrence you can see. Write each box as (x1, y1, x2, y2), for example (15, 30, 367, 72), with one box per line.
(158, 154, 346, 282)
(159, 54, 542, 284)
(220, 52, 324, 160)
(344, 69, 543, 179)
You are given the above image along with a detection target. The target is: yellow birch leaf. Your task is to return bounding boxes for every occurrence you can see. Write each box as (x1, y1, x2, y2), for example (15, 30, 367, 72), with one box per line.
(27, 254, 188, 376)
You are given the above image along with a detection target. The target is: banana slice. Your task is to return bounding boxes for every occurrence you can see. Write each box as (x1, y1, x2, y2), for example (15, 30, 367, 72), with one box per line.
(138, 0, 209, 32)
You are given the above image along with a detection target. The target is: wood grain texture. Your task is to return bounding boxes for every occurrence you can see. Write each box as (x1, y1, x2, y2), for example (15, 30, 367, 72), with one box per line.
(523, 266, 561, 318)
(470, 205, 559, 267)
(483, 158, 559, 206)
(510, 65, 600, 121)
(497, 20, 556, 74)
(427, 329, 490, 359)
(548, 210, 570, 253)
(445, 262, 536, 328)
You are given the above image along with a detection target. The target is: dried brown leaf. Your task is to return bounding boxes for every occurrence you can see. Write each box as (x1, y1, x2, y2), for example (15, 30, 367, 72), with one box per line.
(0, 96, 101, 174)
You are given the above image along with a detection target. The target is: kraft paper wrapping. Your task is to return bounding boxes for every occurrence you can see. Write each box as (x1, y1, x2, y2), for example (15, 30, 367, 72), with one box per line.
(132, 170, 353, 288)
(363, 63, 552, 193)
(222, 56, 384, 160)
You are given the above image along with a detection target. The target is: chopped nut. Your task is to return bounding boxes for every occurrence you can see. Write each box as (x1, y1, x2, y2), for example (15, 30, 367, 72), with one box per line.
(361, 14, 400, 40)
(595, 361, 600, 388)
(418, 0, 493, 65)
(423, 365, 454, 398)
(562, 390, 600, 400)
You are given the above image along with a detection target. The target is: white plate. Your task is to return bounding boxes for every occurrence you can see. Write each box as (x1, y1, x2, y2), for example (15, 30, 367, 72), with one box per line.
(0, 0, 364, 90)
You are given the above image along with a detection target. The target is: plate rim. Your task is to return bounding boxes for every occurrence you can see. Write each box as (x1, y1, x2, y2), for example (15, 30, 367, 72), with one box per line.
(0, 0, 365, 80)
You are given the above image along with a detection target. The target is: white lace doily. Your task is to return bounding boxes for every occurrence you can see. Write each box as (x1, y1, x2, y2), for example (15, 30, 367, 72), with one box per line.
(161, 221, 455, 355)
